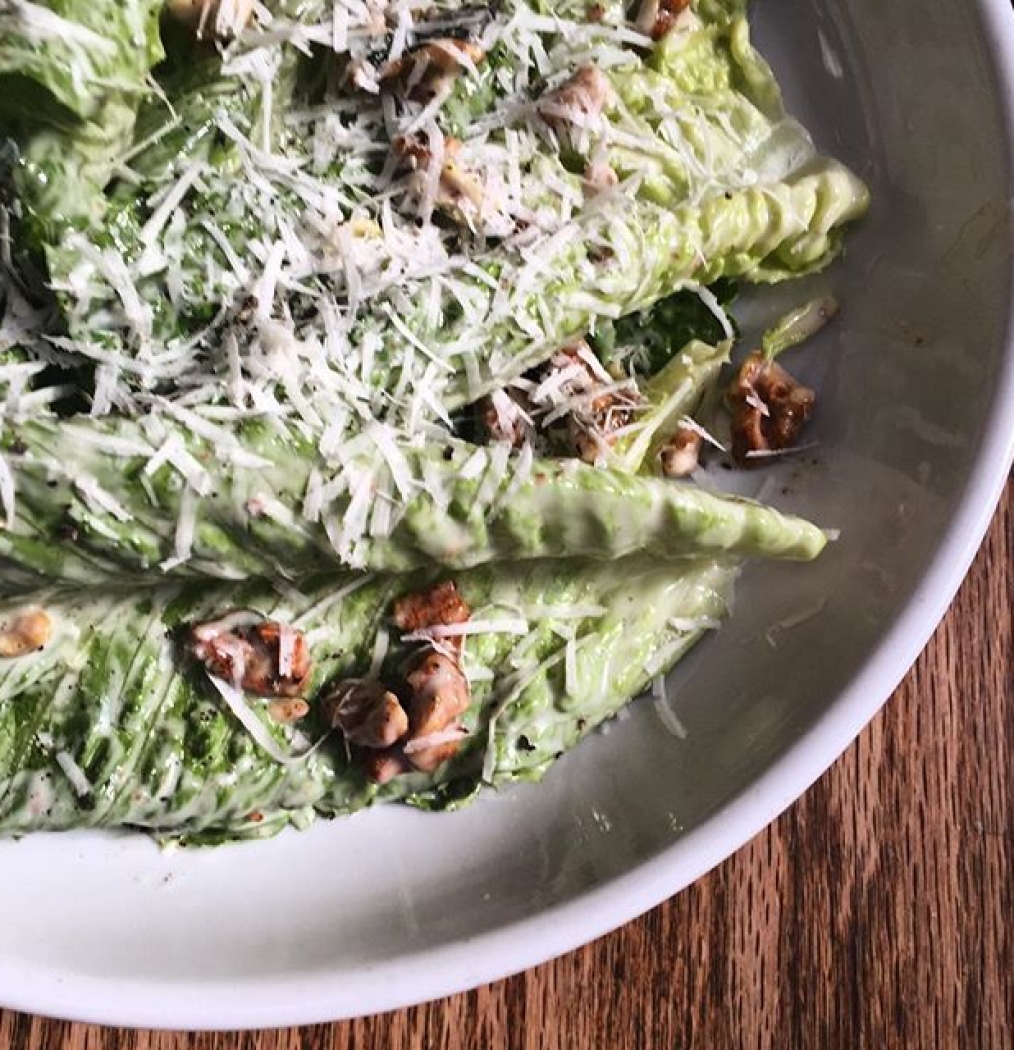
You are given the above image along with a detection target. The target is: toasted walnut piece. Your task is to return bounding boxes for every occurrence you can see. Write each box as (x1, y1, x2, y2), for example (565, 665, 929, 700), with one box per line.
(480, 389, 534, 448)
(635, 0, 692, 39)
(536, 343, 637, 464)
(569, 403, 635, 464)
(362, 726, 466, 780)
(189, 619, 312, 697)
(659, 424, 702, 478)
(268, 698, 310, 724)
(405, 651, 471, 738)
(726, 352, 816, 465)
(394, 136, 469, 203)
(537, 65, 614, 135)
(393, 134, 512, 234)
(350, 584, 476, 782)
(380, 39, 485, 102)
(583, 157, 619, 195)
(392, 580, 471, 634)
(362, 749, 412, 785)
(403, 732, 464, 773)
(570, 423, 608, 465)
(436, 159, 485, 211)
(392, 134, 462, 168)
(323, 679, 409, 749)
(0, 608, 52, 659)
(353, 650, 472, 781)
(349, 56, 382, 94)
(166, 0, 254, 39)
(543, 343, 610, 396)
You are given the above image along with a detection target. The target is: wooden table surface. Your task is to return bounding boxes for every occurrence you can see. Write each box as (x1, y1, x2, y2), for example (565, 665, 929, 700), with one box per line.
(2, 481, 1010, 1049)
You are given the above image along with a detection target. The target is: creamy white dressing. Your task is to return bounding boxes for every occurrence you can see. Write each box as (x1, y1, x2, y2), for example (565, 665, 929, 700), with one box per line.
(0, 0, 866, 839)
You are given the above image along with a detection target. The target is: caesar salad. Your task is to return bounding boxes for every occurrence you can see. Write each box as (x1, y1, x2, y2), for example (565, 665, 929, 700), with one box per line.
(0, 0, 868, 842)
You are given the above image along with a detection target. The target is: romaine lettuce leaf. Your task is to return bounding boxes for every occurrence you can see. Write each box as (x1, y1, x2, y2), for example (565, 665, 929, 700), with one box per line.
(0, 0, 164, 123)
(0, 556, 734, 838)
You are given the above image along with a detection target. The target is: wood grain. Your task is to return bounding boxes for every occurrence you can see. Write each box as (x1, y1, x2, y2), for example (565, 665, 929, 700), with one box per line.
(3, 482, 1011, 1050)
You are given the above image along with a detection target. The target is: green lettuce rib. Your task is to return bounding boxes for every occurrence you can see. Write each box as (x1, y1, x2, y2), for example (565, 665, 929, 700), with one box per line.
(0, 556, 733, 838)
(0, 419, 825, 585)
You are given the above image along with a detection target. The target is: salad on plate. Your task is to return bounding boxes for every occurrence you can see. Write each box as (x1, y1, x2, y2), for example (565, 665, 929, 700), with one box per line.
(0, 0, 868, 842)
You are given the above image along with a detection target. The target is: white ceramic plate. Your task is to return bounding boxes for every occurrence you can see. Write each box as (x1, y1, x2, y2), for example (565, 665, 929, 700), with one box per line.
(2, 0, 1014, 1029)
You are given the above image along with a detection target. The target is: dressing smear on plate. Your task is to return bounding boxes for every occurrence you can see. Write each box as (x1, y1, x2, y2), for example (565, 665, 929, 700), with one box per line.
(0, 0, 867, 843)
